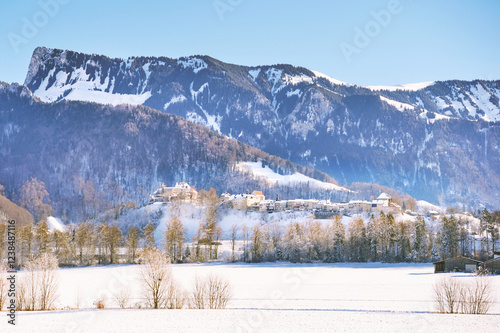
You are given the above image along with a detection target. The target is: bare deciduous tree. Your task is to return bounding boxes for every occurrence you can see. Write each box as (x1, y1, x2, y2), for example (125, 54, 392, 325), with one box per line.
(23, 252, 59, 310)
(140, 248, 171, 309)
(0, 263, 8, 310)
(434, 276, 462, 314)
(114, 286, 131, 309)
(166, 279, 187, 309)
(19, 178, 54, 222)
(143, 223, 156, 249)
(126, 226, 140, 263)
(229, 224, 239, 262)
(435, 275, 493, 314)
(164, 216, 185, 263)
(37, 253, 59, 310)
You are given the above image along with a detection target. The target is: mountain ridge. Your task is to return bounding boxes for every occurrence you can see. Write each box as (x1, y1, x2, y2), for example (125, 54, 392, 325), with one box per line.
(0, 82, 355, 221)
(15, 47, 500, 209)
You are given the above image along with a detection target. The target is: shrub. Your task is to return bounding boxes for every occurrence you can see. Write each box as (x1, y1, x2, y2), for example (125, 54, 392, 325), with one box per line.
(434, 275, 493, 314)
(114, 287, 131, 309)
(94, 298, 105, 309)
(190, 274, 232, 309)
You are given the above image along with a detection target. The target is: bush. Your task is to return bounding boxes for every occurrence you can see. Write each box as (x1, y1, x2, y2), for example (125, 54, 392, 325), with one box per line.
(434, 275, 493, 314)
(94, 298, 105, 309)
(189, 274, 232, 309)
(165, 280, 187, 309)
(0, 263, 8, 310)
(114, 287, 131, 309)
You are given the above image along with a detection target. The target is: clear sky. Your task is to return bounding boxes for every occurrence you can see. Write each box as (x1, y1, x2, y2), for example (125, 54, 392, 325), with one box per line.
(1, 0, 499, 86)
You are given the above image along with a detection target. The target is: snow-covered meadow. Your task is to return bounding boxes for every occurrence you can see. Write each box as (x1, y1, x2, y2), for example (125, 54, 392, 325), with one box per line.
(6, 263, 500, 332)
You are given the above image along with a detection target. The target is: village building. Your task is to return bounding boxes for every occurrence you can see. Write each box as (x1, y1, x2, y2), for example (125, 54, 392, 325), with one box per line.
(433, 256, 482, 273)
(482, 257, 500, 274)
(374, 192, 391, 207)
(221, 190, 266, 210)
(149, 182, 198, 203)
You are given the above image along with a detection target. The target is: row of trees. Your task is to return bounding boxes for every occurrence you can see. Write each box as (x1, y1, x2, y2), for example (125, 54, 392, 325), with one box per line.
(2, 209, 498, 268)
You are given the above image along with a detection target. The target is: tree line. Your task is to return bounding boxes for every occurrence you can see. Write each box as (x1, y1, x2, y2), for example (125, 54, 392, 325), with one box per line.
(1, 206, 499, 268)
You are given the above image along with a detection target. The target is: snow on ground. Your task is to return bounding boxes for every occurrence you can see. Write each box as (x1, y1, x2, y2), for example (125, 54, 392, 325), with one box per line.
(163, 94, 187, 110)
(177, 57, 208, 74)
(416, 200, 444, 213)
(46, 216, 66, 232)
(248, 68, 261, 82)
(379, 96, 415, 111)
(469, 83, 500, 122)
(311, 70, 347, 86)
(149, 203, 313, 248)
(366, 81, 435, 91)
(33, 67, 152, 106)
(235, 162, 350, 192)
(9, 308, 500, 333)
(6, 263, 500, 333)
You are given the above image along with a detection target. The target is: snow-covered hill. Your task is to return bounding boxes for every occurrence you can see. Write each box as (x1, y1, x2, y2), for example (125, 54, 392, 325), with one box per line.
(235, 162, 350, 192)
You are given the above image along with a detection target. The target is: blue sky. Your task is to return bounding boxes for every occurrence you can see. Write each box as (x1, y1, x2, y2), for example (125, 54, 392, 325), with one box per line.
(1, 0, 499, 86)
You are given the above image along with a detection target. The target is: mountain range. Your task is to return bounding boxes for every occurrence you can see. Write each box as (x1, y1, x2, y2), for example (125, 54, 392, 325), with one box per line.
(0, 81, 350, 221)
(18, 47, 500, 210)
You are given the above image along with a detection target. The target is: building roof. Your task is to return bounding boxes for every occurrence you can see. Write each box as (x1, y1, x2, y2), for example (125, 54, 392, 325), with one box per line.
(377, 193, 391, 200)
(252, 190, 264, 196)
(483, 256, 500, 263)
(433, 256, 483, 265)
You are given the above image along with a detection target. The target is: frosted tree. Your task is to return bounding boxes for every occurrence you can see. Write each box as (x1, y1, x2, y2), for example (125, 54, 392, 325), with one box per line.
(140, 248, 172, 309)
(142, 223, 156, 249)
(306, 220, 325, 261)
(204, 187, 219, 260)
(325, 216, 345, 262)
(0, 223, 6, 258)
(95, 223, 109, 264)
(75, 222, 95, 265)
(438, 216, 459, 259)
(229, 224, 239, 262)
(18, 224, 35, 267)
(23, 253, 59, 310)
(106, 223, 123, 264)
(346, 218, 368, 262)
(250, 224, 264, 262)
(164, 216, 185, 262)
(0, 263, 8, 310)
(395, 220, 411, 262)
(283, 222, 310, 263)
(35, 220, 50, 254)
(19, 178, 54, 222)
(52, 229, 72, 266)
(410, 216, 428, 261)
(126, 226, 140, 263)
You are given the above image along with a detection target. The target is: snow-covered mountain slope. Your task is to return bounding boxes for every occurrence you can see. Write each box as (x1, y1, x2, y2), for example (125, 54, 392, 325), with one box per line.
(235, 161, 351, 192)
(0, 84, 347, 221)
(20, 47, 500, 209)
(366, 81, 435, 92)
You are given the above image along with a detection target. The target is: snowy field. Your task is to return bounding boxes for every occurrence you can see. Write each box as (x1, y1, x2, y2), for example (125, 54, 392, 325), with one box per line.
(6, 263, 500, 332)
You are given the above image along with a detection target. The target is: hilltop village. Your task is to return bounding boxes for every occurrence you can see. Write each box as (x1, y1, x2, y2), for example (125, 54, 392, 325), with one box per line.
(148, 182, 416, 217)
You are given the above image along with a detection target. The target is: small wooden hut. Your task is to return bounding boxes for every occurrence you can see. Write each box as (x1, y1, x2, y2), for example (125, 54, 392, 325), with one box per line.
(433, 256, 482, 273)
(482, 257, 500, 274)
